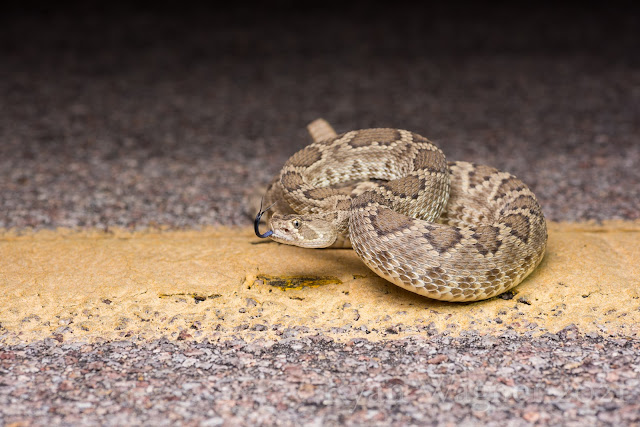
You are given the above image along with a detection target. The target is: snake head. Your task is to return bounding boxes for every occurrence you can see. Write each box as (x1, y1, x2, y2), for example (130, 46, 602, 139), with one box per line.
(268, 213, 338, 248)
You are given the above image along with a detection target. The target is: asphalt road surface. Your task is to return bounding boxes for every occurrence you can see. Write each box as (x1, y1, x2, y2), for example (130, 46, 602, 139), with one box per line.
(1, 3, 639, 426)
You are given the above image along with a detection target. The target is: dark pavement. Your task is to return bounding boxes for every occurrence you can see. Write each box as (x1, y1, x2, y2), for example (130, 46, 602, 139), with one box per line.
(1, 3, 638, 230)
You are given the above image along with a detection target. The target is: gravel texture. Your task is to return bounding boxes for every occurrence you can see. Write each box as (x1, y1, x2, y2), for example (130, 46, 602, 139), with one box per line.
(1, 329, 639, 426)
(2, 4, 639, 426)
(1, 4, 639, 230)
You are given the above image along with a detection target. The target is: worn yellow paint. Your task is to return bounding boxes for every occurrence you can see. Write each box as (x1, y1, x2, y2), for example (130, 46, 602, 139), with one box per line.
(1, 221, 639, 344)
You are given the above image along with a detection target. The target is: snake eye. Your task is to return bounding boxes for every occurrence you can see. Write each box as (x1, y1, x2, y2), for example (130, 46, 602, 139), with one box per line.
(292, 219, 300, 228)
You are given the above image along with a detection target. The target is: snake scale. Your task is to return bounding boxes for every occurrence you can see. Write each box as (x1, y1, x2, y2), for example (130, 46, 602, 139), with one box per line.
(255, 119, 547, 302)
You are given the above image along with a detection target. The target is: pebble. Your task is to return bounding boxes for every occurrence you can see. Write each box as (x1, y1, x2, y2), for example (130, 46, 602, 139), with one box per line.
(1, 333, 639, 425)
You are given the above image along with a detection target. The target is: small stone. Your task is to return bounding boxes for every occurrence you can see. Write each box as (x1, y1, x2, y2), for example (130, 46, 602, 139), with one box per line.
(201, 417, 224, 427)
(606, 371, 619, 382)
(499, 291, 515, 300)
(497, 377, 515, 386)
(0, 351, 16, 360)
(58, 380, 74, 391)
(427, 354, 448, 364)
(182, 358, 197, 368)
(523, 411, 540, 422)
(177, 330, 192, 341)
(517, 297, 531, 305)
(298, 383, 316, 399)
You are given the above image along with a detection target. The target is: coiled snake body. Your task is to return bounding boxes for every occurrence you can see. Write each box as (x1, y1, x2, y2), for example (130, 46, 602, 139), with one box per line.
(256, 119, 547, 302)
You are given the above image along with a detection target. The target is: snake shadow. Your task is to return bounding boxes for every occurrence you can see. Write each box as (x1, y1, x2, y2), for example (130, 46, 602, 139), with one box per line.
(304, 247, 493, 309)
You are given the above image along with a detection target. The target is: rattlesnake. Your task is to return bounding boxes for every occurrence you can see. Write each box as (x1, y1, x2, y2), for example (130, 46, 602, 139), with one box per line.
(255, 119, 547, 301)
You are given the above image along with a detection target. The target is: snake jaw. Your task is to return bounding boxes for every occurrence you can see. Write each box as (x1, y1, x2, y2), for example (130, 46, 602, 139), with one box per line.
(269, 213, 338, 248)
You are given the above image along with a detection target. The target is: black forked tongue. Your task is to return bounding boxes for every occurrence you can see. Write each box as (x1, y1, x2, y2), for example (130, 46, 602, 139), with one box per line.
(254, 197, 275, 238)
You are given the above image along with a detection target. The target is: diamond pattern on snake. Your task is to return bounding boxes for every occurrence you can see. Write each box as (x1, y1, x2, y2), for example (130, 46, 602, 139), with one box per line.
(255, 119, 547, 302)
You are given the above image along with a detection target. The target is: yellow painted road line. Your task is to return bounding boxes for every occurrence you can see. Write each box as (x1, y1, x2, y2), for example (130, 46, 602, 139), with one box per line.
(1, 222, 639, 343)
